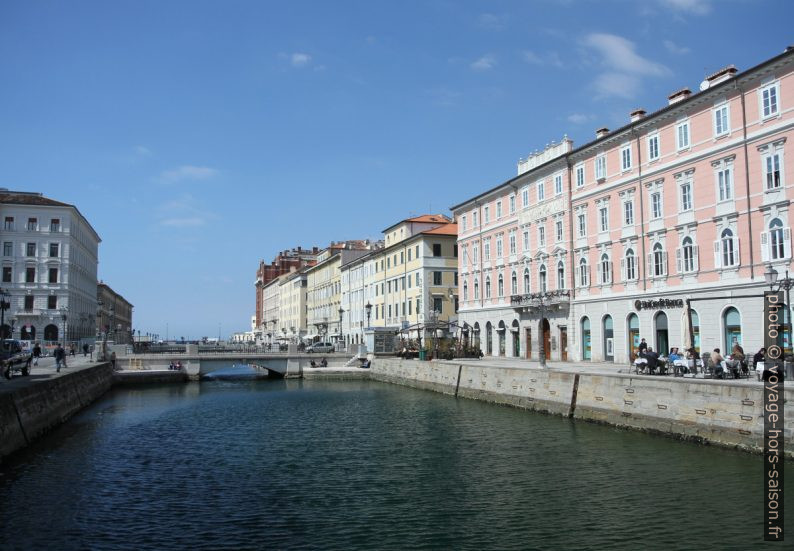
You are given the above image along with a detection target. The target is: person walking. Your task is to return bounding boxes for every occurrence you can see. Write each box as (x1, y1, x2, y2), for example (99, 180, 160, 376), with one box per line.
(110, 351, 117, 371)
(82, 343, 89, 357)
(32, 342, 41, 367)
(54, 343, 66, 373)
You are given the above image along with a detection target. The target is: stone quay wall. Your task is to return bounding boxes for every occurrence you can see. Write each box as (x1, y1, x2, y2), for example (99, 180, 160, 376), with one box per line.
(370, 358, 794, 457)
(0, 363, 114, 463)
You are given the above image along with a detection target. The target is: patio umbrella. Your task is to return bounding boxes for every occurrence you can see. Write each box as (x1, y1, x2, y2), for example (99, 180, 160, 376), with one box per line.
(681, 304, 691, 352)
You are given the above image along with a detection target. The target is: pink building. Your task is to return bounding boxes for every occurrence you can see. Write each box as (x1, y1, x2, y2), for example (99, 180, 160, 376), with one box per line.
(453, 47, 794, 365)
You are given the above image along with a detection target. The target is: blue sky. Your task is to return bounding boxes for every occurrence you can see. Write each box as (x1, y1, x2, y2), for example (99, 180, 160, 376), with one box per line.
(1, 0, 791, 338)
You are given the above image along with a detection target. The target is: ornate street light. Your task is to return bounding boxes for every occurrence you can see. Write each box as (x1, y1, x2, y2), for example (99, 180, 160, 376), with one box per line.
(0, 288, 10, 339)
(365, 302, 372, 330)
(60, 306, 68, 343)
(765, 264, 793, 354)
(338, 307, 344, 342)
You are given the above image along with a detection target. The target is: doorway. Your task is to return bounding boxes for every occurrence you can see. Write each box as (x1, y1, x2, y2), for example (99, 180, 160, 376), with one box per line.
(560, 327, 568, 361)
(627, 313, 639, 361)
(541, 319, 551, 361)
(603, 315, 614, 362)
(655, 311, 669, 355)
(581, 317, 591, 360)
(512, 320, 520, 357)
(525, 328, 532, 359)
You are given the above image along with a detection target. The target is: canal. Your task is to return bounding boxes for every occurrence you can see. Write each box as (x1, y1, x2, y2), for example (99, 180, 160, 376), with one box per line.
(0, 377, 791, 549)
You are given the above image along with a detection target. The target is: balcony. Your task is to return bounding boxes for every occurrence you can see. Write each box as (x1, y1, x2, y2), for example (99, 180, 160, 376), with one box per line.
(510, 290, 571, 310)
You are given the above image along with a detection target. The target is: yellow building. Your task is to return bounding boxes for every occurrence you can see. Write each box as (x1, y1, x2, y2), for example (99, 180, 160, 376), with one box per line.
(278, 268, 309, 343)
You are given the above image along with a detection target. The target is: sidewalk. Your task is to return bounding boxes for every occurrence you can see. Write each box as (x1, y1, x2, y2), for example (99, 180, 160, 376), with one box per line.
(0, 353, 102, 394)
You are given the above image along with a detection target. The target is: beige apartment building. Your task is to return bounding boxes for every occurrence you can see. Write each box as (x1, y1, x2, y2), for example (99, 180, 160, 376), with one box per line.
(278, 268, 308, 343)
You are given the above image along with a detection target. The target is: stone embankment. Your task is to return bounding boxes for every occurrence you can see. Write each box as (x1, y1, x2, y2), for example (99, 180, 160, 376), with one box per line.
(370, 358, 794, 457)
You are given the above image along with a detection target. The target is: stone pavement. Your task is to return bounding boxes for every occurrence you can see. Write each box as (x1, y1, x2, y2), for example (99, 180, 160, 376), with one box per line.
(0, 353, 104, 394)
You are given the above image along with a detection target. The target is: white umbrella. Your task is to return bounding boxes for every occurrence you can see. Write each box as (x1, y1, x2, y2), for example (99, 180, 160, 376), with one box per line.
(681, 304, 691, 352)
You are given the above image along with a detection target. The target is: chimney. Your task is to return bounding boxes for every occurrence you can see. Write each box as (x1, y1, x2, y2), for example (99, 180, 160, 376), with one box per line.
(595, 127, 609, 139)
(630, 108, 646, 122)
(668, 88, 692, 105)
(704, 65, 737, 87)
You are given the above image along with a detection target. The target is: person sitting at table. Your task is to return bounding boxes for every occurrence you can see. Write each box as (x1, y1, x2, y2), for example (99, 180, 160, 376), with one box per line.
(310, 359, 317, 368)
(644, 347, 660, 374)
(724, 355, 741, 379)
(731, 341, 747, 375)
(633, 348, 648, 373)
(669, 347, 688, 374)
(711, 348, 726, 379)
(753, 347, 766, 368)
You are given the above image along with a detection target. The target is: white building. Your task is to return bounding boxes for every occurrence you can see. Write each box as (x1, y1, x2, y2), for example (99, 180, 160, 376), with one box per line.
(0, 190, 100, 343)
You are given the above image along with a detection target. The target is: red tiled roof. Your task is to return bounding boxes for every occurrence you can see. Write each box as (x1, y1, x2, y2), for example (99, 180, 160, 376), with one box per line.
(422, 223, 458, 236)
(0, 192, 71, 208)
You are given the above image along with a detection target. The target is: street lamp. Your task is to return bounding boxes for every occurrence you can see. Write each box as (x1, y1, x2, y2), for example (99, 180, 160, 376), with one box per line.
(338, 307, 344, 344)
(0, 288, 10, 339)
(365, 302, 372, 330)
(60, 306, 68, 344)
(765, 264, 793, 354)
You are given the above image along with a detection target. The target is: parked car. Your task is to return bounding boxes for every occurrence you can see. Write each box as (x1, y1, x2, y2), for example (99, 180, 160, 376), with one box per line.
(306, 342, 334, 354)
(1, 339, 32, 379)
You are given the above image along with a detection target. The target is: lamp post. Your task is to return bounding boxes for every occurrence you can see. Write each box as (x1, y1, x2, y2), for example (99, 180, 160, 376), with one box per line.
(338, 307, 344, 345)
(365, 302, 372, 330)
(60, 306, 68, 344)
(10, 316, 17, 339)
(765, 264, 794, 354)
(0, 288, 10, 339)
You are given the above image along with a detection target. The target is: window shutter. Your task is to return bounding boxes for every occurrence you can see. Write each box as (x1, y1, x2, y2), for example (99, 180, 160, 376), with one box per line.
(693, 246, 699, 271)
(587, 265, 590, 286)
(784, 228, 792, 260)
(620, 258, 626, 281)
(608, 261, 613, 284)
(662, 251, 668, 275)
(646, 254, 653, 277)
(676, 248, 682, 274)
(760, 231, 769, 262)
(735, 238, 740, 266)
(713, 241, 721, 269)
(596, 262, 602, 284)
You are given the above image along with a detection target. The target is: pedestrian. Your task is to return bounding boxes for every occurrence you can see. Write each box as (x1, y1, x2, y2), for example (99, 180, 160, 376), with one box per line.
(110, 351, 117, 371)
(638, 338, 648, 356)
(54, 343, 66, 373)
(82, 343, 89, 357)
(32, 342, 41, 367)
(69, 344, 76, 357)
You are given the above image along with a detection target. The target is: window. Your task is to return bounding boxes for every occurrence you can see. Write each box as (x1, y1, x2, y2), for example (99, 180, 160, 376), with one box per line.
(676, 121, 690, 150)
(496, 201, 502, 219)
(576, 165, 585, 188)
(50, 219, 60, 232)
(400, 251, 404, 264)
(433, 271, 442, 285)
(461, 215, 467, 232)
(408, 248, 412, 262)
(496, 236, 503, 257)
(454, 271, 458, 286)
(27, 218, 37, 231)
(521, 187, 529, 207)
(473, 244, 478, 264)
(538, 226, 546, 247)
(599, 253, 612, 284)
(557, 261, 565, 290)
(537, 180, 545, 201)
(555, 220, 563, 242)
(522, 230, 529, 251)
(484, 205, 490, 223)
(764, 151, 782, 190)
(408, 299, 413, 315)
(511, 271, 517, 294)
(26, 243, 36, 257)
(387, 257, 391, 269)
(651, 243, 667, 277)
(539, 264, 547, 293)
(623, 249, 637, 281)
(485, 276, 491, 299)
(680, 181, 693, 211)
(648, 134, 660, 161)
(497, 274, 504, 297)
(720, 229, 738, 267)
(577, 213, 587, 237)
(433, 297, 442, 313)
(49, 268, 58, 283)
(484, 240, 490, 261)
(4, 217, 13, 230)
(432, 244, 441, 257)
(24, 296, 33, 310)
(2, 267, 10, 283)
(25, 267, 35, 283)
(760, 82, 779, 119)
(453, 245, 458, 258)
(554, 174, 563, 195)
(595, 155, 606, 180)
(680, 236, 697, 273)
(599, 206, 609, 233)
(474, 280, 479, 299)
(509, 231, 516, 255)
(623, 201, 634, 226)
(473, 211, 478, 227)
(717, 166, 733, 201)
(578, 258, 589, 287)
(714, 104, 729, 136)
(651, 192, 662, 220)
(416, 245, 420, 258)
(765, 218, 790, 261)
(509, 195, 516, 214)
(463, 281, 469, 301)
(415, 273, 420, 286)
(3, 242, 11, 256)
(523, 268, 530, 292)
(621, 145, 631, 171)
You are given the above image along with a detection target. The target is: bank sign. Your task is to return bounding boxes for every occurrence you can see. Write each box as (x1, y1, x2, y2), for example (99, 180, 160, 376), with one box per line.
(634, 298, 684, 311)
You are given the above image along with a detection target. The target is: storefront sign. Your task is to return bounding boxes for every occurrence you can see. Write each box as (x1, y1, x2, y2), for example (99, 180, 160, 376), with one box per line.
(634, 298, 684, 311)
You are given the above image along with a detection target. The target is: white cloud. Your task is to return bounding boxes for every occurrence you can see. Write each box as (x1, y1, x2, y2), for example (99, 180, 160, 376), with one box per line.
(290, 53, 311, 67)
(160, 217, 206, 228)
(157, 194, 218, 229)
(567, 113, 593, 124)
(159, 165, 219, 184)
(592, 72, 641, 100)
(470, 55, 496, 71)
(522, 50, 563, 68)
(659, 0, 711, 15)
(583, 33, 670, 77)
(478, 13, 507, 30)
(663, 39, 690, 55)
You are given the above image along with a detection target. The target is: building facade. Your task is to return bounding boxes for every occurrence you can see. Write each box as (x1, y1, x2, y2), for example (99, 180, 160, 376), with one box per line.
(97, 282, 134, 344)
(278, 269, 309, 343)
(453, 48, 794, 365)
(254, 246, 319, 330)
(0, 190, 100, 344)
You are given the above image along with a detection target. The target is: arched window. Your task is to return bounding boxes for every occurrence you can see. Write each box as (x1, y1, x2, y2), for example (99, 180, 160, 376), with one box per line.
(721, 229, 736, 267)
(474, 279, 479, 299)
(578, 258, 589, 287)
(599, 253, 611, 284)
(485, 276, 491, 299)
(624, 248, 636, 281)
(653, 243, 666, 276)
(523, 268, 530, 293)
(511, 271, 517, 295)
(539, 264, 547, 293)
(557, 261, 565, 290)
(497, 274, 504, 297)
(463, 281, 469, 301)
(603, 315, 614, 360)
(682, 236, 696, 272)
(581, 316, 591, 360)
(770, 218, 785, 260)
(723, 306, 741, 351)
